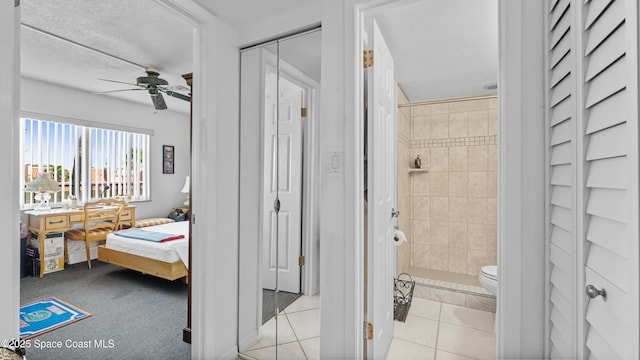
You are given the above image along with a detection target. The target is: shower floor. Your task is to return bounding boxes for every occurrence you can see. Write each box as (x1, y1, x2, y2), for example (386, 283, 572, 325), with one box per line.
(404, 267, 481, 287)
(402, 267, 496, 313)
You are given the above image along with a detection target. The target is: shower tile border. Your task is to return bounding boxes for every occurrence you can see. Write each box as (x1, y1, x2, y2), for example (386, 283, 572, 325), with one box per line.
(411, 135, 497, 149)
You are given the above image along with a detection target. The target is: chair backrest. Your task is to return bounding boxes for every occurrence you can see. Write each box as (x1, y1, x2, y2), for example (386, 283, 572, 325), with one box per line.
(107, 199, 128, 229)
(82, 199, 125, 241)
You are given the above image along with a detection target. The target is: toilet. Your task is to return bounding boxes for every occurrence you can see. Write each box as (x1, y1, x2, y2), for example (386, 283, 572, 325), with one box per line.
(479, 265, 497, 296)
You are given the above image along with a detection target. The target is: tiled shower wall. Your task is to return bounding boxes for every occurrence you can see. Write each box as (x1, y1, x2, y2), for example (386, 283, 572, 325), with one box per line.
(399, 95, 498, 277)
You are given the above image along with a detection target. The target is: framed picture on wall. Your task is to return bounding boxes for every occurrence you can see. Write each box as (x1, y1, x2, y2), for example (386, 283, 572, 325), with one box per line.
(163, 145, 174, 174)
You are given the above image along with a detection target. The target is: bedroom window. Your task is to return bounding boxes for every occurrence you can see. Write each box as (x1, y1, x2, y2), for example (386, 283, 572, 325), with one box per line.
(20, 117, 150, 209)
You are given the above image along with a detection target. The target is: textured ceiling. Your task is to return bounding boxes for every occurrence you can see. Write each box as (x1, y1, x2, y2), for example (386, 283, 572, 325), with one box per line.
(21, 0, 193, 113)
(194, 0, 324, 29)
(196, 0, 498, 101)
(375, 0, 498, 101)
(20, 0, 497, 110)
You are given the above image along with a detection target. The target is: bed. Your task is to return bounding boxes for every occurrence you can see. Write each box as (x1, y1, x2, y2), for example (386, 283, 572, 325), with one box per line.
(97, 221, 189, 281)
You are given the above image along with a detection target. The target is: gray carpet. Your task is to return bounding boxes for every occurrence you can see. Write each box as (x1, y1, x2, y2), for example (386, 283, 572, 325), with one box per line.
(20, 261, 190, 360)
(262, 289, 301, 324)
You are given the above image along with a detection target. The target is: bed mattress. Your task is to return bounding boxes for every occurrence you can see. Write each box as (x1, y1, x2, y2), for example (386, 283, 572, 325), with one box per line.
(105, 221, 189, 268)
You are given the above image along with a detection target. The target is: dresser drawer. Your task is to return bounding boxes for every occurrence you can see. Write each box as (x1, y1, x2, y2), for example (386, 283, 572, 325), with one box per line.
(120, 209, 133, 221)
(45, 215, 68, 230)
(69, 213, 84, 223)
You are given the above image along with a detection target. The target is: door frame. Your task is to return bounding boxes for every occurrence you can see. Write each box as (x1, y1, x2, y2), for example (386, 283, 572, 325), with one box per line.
(293, 65, 321, 297)
(349, 0, 547, 358)
(0, 0, 21, 338)
(279, 61, 321, 297)
(497, 0, 546, 357)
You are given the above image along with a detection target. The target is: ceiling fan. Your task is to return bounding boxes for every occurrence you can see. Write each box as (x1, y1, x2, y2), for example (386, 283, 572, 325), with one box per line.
(95, 68, 191, 110)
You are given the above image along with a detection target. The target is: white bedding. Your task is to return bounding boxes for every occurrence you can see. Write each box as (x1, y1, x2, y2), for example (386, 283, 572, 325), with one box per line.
(105, 221, 189, 269)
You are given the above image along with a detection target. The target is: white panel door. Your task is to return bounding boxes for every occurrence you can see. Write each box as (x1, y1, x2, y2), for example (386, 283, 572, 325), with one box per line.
(366, 19, 397, 360)
(262, 73, 303, 294)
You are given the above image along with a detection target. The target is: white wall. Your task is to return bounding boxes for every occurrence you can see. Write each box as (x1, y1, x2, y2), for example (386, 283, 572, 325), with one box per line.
(20, 77, 191, 219)
(237, 2, 325, 46)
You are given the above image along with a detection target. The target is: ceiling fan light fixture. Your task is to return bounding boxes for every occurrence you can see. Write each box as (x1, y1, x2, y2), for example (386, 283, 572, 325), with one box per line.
(137, 76, 168, 87)
(150, 91, 168, 110)
(97, 68, 189, 110)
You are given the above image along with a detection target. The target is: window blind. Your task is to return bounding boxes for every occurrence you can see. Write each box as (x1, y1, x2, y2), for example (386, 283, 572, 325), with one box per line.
(21, 117, 150, 209)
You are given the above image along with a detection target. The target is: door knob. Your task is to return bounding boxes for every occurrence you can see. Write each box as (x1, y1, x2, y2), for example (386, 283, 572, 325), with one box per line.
(585, 284, 606, 300)
(274, 197, 280, 213)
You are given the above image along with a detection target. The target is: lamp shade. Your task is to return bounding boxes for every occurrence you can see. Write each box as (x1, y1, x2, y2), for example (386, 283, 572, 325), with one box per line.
(181, 176, 190, 193)
(25, 173, 60, 192)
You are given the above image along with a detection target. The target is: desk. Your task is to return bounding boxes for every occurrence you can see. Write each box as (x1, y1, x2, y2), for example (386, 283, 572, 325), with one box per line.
(26, 205, 136, 277)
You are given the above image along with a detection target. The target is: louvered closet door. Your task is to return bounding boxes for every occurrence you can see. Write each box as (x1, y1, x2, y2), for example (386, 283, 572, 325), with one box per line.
(546, 0, 640, 358)
(582, 0, 639, 358)
(547, 0, 578, 357)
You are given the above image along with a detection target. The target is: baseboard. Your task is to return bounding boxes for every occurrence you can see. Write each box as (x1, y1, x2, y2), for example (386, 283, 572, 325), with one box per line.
(219, 345, 238, 360)
(238, 353, 258, 360)
(238, 329, 258, 353)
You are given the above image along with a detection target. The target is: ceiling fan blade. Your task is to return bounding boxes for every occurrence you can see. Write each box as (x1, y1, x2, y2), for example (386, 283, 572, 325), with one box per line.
(150, 91, 167, 110)
(93, 88, 145, 94)
(158, 84, 190, 92)
(159, 88, 191, 102)
(97, 78, 139, 87)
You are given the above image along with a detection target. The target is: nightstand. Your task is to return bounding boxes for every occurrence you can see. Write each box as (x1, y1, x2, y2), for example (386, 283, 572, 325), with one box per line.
(171, 207, 189, 221)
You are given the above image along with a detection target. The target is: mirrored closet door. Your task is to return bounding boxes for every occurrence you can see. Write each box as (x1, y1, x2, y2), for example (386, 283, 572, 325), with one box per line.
(238, 28, 321, 359)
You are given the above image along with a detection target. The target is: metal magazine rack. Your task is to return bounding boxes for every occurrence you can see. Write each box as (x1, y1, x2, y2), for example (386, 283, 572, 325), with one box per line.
(393, 272, 415, 322)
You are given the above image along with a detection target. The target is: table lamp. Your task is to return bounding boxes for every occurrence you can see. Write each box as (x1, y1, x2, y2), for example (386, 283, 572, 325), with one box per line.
(25, 172, 61, 210)
(181, 175, 190, 207)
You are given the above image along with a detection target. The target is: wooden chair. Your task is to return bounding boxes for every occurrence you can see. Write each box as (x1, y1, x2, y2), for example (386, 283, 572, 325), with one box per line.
(65, 199, 126, 268)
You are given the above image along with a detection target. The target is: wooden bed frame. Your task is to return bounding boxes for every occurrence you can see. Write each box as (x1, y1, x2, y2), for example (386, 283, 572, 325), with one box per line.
(97, 245, 188, 282)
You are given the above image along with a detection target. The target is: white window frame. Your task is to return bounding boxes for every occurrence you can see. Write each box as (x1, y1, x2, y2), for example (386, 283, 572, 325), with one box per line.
(20, 115, 151, 209)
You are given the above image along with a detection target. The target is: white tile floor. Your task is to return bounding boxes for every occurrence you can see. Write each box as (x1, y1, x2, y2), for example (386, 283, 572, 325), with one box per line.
(244, 295, 321, 360)
(243, 296, 495, 360)
(387, 298, 496, 360)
